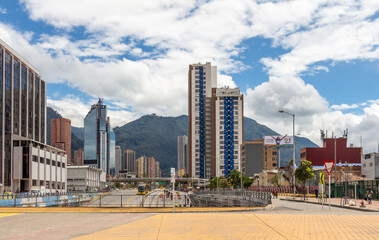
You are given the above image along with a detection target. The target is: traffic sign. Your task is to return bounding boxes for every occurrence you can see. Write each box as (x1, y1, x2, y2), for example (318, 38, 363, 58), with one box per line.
(319, 172, 324, 185)
(324, 161, 334, 175)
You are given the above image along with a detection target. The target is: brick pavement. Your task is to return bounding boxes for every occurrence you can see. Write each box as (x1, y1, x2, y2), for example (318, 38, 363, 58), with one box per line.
(280, 196, 379, 211)
(73, 213, 379, 240)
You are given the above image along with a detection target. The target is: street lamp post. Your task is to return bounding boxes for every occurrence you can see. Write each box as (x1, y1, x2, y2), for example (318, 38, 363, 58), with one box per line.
(279, 110, 296, 199)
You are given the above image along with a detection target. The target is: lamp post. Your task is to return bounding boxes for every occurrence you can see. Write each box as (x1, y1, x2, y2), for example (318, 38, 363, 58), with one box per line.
(279, 110, 296, 199)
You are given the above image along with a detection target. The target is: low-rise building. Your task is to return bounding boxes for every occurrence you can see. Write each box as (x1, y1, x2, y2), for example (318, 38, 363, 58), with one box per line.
(13, 136, 67, 193)
(361, 153, 379, 179)
(67, 166, 105, 192)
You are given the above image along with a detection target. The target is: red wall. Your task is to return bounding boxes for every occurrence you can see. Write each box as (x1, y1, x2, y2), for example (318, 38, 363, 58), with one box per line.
(300, 138, 362, 166)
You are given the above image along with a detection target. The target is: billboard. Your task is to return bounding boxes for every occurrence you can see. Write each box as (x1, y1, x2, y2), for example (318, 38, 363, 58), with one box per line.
(264, 135, 294, 146)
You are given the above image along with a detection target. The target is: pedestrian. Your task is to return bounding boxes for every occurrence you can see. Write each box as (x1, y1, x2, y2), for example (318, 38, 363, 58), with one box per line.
(315, 188, 319, 199)
(366, 189, 373, 204)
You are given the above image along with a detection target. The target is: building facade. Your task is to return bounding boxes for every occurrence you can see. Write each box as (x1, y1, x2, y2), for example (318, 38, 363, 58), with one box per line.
(51, 118, 71, 165)
(300, 137, 362, 166)
(67, 165, 105, 192)
(177, 135, 188, 175)
(361, 153, 379, 179)
(0, 39, 62, 193)
(115, 146, 122, 176)
(73, 148, 84, 166)
(124, 149, 135, 173)
(212, 87, 243, 177)
(13, 137, 67, 193)
(83, 99, 115, 174)
(188, 62, 217, 179)
(241, 140, 278, 177)
(135, 156, 160, 178)
(188, 62, 243, 178)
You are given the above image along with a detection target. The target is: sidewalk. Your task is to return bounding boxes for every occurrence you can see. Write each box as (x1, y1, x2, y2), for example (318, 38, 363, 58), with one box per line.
(279, 196, 379, 212)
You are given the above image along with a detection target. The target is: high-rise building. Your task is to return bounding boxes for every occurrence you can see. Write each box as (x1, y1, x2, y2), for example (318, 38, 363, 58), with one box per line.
(135, 156, 160, 178)
(51, 118, 71, 165)
(124, 149, 135, 173)
(115, 146, 122, 176)
(212, 87, 243, 177)
(188, 62, 217, 179)
(73, 148, 84, 166)
(108, 121, 116, 175)
(0, 39, 68, 193)
(177, 135, 188, 174)
(83, 98, 115, 174)
(188, 62, 243, 178)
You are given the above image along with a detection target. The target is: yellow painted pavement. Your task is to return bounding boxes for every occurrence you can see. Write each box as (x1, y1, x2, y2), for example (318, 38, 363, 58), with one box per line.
(0, 213, 20, 218)
(73, 213, 379, 240)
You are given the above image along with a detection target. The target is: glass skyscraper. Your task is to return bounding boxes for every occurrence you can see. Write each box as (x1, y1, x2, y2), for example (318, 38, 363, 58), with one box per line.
(84, 99, 115, 174)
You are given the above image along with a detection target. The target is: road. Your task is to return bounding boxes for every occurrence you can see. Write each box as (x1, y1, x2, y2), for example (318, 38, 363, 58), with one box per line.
(87, 189, 189, 207)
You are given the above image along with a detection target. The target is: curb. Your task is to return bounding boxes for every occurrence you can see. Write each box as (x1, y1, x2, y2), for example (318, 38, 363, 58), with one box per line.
(279, 198, 379, 212)
(0, 205, 271, 214)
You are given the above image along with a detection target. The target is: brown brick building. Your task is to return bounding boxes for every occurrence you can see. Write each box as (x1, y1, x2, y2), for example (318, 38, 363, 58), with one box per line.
(73, 148, 84, 166)
(51, 118, 71, 165)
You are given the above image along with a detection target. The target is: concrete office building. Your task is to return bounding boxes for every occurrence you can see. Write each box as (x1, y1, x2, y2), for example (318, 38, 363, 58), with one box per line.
(212, 87, 243, 177)
(124, 149, 135, 173)
(115, 146, 122, 176)
(135, 156, 161, 178)
(73, 148, 84, 166)
(83, 99, 115, 174)
(0, 39, 69, 193)
(241, 140, 278, 177)
(188, 62, 243, 178)
(51, 118, 71, 165)
(13, 137, 67, 193)
(177, 135, 188, 175)
(361, 153, 379, 179)
(67, 165, 105, 192)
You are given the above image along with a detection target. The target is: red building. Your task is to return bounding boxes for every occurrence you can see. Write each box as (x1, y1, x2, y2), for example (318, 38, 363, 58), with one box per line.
(300, 137, 362, 166)
(51, 118, 71, 165)
(73, 148, 84, 166)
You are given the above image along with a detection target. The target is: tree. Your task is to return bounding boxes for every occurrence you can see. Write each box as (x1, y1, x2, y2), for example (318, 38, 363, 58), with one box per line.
(227, 169, 254, 189)
(271, 174, 281, 187)
(295, 160, 314, 200)
(228, 169, 241, 188)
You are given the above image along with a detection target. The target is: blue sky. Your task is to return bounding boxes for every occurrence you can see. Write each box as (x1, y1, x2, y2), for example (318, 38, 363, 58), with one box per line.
(1, 0, 378, 153)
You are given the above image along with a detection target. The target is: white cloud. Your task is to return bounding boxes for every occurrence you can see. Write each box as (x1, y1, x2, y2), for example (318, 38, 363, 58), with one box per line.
(330, 104, 359, 111)
(0, 0, 377, 153)
(0, 7, 6, 14)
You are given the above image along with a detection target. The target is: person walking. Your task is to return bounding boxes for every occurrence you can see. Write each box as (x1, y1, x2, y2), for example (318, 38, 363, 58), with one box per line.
(366, 189, 373, 204)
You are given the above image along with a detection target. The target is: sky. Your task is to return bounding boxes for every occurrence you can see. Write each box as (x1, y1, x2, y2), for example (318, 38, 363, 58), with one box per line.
(0, 0, 378, 153)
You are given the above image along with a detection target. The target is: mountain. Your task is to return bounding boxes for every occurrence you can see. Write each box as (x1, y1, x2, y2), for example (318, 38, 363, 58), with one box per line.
(47, 107, 83, 160)
(47, 106, 319, 175)
(113, 114, 188, 176)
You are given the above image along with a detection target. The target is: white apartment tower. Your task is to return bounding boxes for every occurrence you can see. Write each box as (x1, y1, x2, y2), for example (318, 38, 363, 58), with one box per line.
(212, 87, 244, 177)
(188, 62, 217, 178)
(188, 62, 243, 178)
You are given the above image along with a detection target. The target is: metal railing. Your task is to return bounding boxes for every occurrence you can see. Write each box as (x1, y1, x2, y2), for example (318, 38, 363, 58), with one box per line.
(188, 190, 271, 207)
(88, 193, 191, 208)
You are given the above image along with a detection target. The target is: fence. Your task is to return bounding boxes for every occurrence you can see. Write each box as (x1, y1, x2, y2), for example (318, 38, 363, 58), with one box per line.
(88, 192, 191, 207)
(331, 180, 379, 199)
(188, 190, 271, 207)
(0, 193, 98, 207)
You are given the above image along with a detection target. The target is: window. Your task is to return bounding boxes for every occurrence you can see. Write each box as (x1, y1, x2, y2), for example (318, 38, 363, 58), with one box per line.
(363, 164, 366, 167)
(369, 163, 373, 167)
(32, 156, 38, 162)
(219, 136, 223, 139)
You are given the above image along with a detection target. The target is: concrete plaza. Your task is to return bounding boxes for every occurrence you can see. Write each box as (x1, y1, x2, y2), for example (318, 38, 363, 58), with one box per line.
(0, 199, 378, 240)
